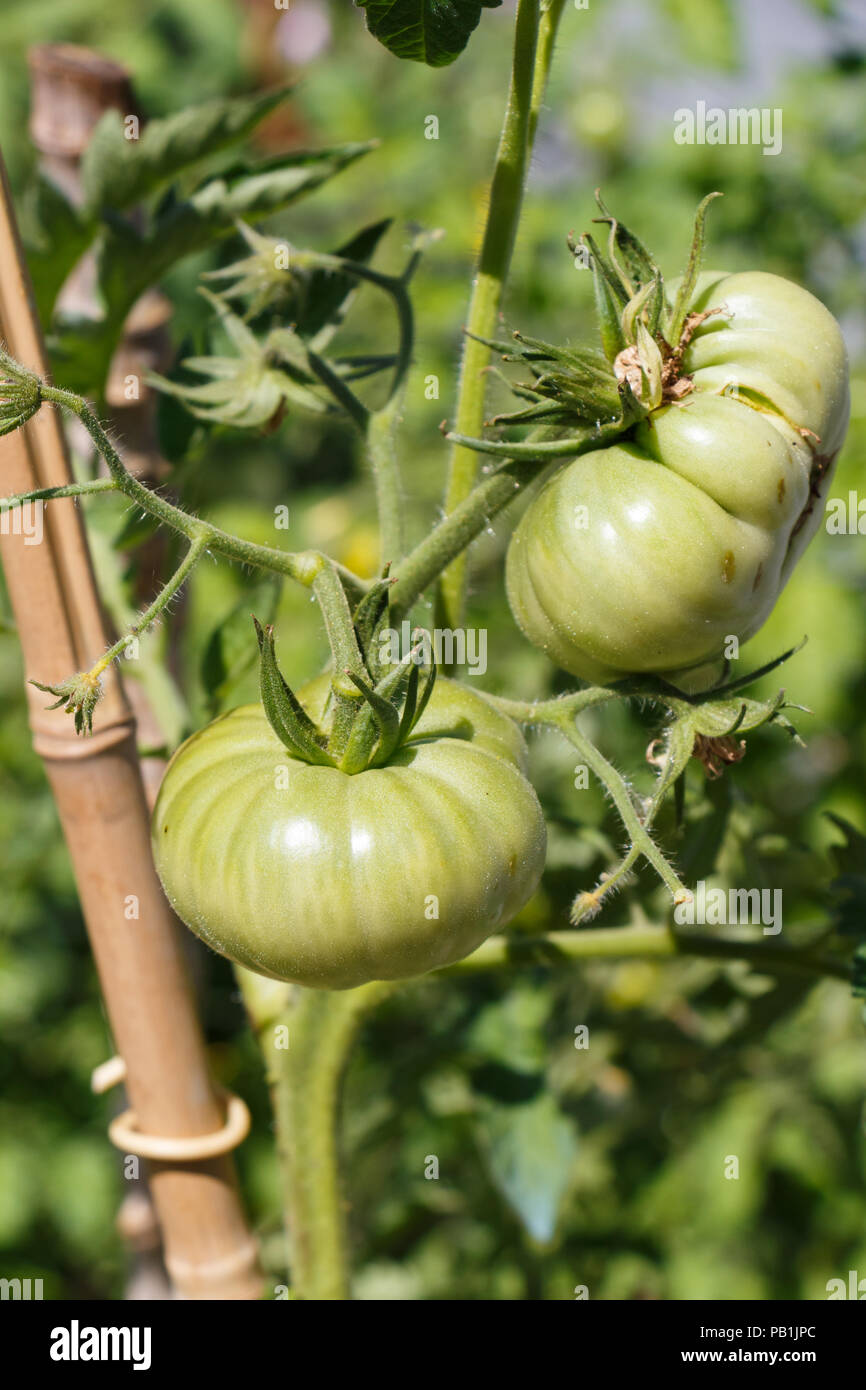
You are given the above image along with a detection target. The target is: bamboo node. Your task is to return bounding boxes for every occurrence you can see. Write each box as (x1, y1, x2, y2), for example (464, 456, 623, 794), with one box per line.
(165, 1237, 263, 1300)
(107, 1090, 251, 1162)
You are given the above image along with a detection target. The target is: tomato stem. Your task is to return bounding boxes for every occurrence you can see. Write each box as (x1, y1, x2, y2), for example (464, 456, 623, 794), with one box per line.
(40, 383, 367, 598)
(392, 415, 626, 619)
(0, 478, 118, 509)
(366, 396, 406, 566)
(438, 0, 565, 630)
(554, 712, 688, 903)
(443, 924, 853, 983)
(240, 976, 394, 1301)
(91, 532, 209, 679)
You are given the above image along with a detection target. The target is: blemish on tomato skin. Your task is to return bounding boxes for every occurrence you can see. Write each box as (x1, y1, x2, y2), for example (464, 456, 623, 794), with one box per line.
(777, 477, 786, 502)
(721, 551, 736, 584)
(752, 562, 764, 592)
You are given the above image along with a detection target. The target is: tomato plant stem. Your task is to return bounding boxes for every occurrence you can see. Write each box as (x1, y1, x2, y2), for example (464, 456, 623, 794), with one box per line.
(555, 713, 688, 903)
(268, 984, 393, 1300)
(393, 456, 540, 615)
(393, 413, 626, 618)
(529, 1, 569, 145)
(439, 0, 565, 628)
(311, 562, 367, 679)
(367, 398, 406, 566)
(39, 384, 366, 597)
(445, 925, 853, 983)
(0, 478, 118, 509)
(90, 532, 209, 678)
(483, 688, 618, 721)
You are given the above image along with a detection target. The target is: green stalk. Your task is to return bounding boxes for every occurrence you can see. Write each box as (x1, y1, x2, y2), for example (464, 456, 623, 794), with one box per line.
(554, 712, 688, 903)
(367, 397, 405, 566)
(444, 924, 852, 983)
(40, 384, 365, 598)
(0, 478, 118, 510)
(438, 0, 566, 628)
(311, 562, 367, 680)
(529, 1, 569, 145)
(393, 456, 541, 616)
(90, 532, 208, 677)
(392, 415, 624, 618)
(482, 687, 618, 722)
(239, 974, 393, 1301)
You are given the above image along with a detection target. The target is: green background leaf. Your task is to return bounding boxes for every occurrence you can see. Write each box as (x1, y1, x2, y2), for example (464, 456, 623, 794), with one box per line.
(356, 0, 503, 67)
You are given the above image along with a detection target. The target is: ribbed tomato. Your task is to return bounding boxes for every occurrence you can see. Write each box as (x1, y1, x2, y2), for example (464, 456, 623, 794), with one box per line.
(152, 677, 546, 989)
(506, 271, 849, 690)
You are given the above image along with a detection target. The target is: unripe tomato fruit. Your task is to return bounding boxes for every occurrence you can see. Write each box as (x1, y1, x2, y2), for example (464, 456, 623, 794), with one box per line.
(152, 677, 546, 989)
(506, 271, 850, 690)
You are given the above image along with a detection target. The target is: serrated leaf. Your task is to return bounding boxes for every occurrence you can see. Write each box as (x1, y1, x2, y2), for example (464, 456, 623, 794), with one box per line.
(111, 144, 375, 309)
(51, 144, 373, 396)
(80, 88, 293, 215)
(476, 1092, 578, 1243)
(356, 0, 502, 67)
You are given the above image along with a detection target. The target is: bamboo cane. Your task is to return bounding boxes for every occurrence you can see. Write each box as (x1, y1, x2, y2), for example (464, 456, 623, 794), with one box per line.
(29, 42, 177, 807)
(0, 147, 263, 1300)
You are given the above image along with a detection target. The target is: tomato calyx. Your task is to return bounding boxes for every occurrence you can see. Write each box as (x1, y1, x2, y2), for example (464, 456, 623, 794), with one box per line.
(30, 670, 103, 736)
(0, 350, 43, 435)
(254, 607, 437, 775)
(445, 191, 725, 464)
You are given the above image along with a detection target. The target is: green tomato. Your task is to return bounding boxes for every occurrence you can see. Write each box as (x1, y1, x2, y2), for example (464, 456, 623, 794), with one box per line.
(506, 271, 850, 690)
(152, 677, 546, 989)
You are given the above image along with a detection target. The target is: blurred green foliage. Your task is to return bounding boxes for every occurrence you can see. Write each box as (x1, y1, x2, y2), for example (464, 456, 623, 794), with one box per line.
(1, 0, 866, 1300)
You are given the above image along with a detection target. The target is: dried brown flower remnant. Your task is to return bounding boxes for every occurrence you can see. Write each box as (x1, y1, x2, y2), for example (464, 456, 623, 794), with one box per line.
(693, 732, 746, 778)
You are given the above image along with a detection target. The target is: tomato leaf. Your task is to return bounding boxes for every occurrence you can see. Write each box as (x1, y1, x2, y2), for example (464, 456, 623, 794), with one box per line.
(51, 143, 375, 397)
(476, 1092, 578, 1243)
(356, 0, 502, 68)
(80, 87, 293, 215)
(101, 143, 375, 315)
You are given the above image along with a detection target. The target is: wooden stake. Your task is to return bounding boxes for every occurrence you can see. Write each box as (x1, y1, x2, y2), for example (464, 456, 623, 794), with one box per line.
(0, 146, 263, 1300)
